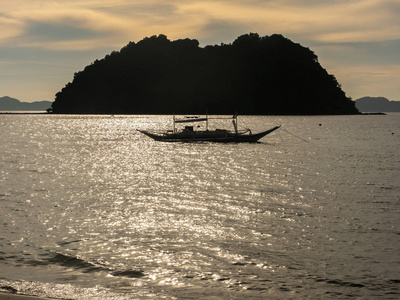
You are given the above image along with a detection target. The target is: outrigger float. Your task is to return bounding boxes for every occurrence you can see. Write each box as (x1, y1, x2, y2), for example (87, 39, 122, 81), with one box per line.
(138, 115, 280, 143)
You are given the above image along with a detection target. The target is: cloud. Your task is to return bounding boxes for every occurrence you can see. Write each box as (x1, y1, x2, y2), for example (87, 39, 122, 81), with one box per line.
(308, 0, 400, 42)
(7, 8, 132, 49)
(1, 2, 136, 50)
(310, 39, 400, 68)
(24, 21, 104, 42)
(0, 14, 24, 40)
(1, 0, 399, 100)
(1, 0, 399, 50)
(180, 0, 400, 44)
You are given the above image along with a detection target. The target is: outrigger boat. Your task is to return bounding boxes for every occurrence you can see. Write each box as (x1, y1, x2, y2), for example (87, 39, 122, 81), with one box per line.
(138, 115, 280, 143)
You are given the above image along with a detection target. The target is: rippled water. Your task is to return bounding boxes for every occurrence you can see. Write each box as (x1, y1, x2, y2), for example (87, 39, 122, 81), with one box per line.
(1, 114, 399, 299)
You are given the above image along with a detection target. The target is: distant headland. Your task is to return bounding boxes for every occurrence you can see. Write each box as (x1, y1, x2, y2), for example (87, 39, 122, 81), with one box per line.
(52, 33, 359, 115)
(355, 97, 400, 113)
(0, 96, 52, 112)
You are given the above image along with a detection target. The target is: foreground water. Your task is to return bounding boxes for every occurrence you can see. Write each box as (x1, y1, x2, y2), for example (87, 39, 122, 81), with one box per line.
(0, 114, 399, 299)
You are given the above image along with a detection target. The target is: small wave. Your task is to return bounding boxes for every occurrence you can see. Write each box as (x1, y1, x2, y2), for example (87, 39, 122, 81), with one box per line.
(48, 253, 108, 273)
(111, 270, 145, 278)
(316, 277, 364, 288)
(57, 239, 82, 246)
(0, 285, 18, 293)
(380, 186, 395, 190)
(388, 279, 400, 284)
(232, 262, 247, 266)
(45, 252, 144, 278)
(326, 279, 364, 288)
(25, 259, 49, 266)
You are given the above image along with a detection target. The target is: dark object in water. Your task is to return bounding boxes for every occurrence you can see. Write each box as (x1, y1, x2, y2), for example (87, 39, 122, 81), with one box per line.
(138, 115, 280, 143)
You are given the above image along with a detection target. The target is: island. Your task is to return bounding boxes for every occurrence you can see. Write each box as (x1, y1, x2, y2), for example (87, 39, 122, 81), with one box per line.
(51, 33, 359, 115)
(0, 96, 52, 112)
(355, 97, 400, 112)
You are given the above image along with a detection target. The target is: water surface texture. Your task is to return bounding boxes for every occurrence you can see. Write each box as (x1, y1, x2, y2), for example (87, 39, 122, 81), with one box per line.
(1, 114, 399, 299)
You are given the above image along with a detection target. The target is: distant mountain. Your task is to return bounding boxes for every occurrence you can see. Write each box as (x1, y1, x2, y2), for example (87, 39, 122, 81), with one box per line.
(355, 97, 400, 112)
(0, 96, 52, 111)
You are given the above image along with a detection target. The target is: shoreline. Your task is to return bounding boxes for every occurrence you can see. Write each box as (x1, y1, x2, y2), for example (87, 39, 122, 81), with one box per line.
(0, 112, 47, 115)
(0, 293, 52, 300)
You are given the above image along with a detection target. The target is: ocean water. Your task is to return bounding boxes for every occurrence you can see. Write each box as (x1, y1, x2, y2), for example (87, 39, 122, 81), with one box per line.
(0, 113, 399, 299)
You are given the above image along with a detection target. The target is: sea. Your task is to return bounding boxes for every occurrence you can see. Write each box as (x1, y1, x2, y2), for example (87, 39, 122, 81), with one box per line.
(0, 113, 399, 299)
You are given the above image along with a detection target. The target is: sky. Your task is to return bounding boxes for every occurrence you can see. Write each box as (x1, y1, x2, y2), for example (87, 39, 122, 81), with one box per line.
(1, 0, 399, 102)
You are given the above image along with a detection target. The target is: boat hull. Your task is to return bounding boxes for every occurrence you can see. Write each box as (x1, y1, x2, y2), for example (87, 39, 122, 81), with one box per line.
(138, 126, 280, 143)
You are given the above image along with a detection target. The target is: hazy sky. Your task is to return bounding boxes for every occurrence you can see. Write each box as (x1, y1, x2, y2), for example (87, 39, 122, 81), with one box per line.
(1, 0, 399, 102)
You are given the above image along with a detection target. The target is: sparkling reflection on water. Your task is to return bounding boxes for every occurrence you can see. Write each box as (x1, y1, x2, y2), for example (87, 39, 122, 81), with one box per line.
(0, 114, 399, 299)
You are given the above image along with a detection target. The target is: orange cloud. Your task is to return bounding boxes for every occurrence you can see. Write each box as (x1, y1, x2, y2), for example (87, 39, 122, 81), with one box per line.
(0, 15, 24, 40)
(1, 0, 399, 50)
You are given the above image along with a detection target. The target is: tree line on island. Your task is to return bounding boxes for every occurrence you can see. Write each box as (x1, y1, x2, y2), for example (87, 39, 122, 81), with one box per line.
(51, 33, 359, 115)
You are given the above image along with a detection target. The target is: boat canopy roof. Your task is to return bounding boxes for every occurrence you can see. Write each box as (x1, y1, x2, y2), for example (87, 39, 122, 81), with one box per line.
(174, 115, 236, 124)
(175, 117, 208, 123)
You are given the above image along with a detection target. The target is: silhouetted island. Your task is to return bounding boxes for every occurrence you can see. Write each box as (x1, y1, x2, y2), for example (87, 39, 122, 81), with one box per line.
(52, 33, 359, 115)
(0, 96, 52, 111)
(355, 97, 400, 112)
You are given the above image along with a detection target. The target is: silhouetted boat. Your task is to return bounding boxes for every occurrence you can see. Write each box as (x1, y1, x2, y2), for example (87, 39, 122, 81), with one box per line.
(138, 115, 280, 143)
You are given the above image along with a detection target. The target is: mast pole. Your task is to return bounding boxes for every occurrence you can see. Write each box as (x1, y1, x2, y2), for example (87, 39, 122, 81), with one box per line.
(206, 110, 209, 131)
(232, 113, 238, 135)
